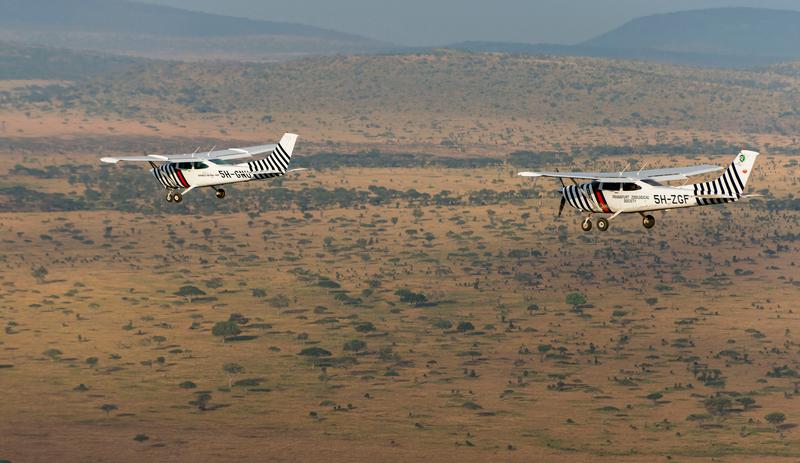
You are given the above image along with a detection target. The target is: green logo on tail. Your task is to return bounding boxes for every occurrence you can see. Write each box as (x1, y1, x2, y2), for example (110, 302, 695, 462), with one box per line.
(739, 154, 746, 162)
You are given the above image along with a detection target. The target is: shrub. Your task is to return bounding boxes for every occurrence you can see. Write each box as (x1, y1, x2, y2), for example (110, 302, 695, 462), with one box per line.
(457, 321, 475, 332)
(343, 339, 367, 352)
(299, 347, 332, 357)
(565, 292, 587, 306)
(355, 322, 376, 333)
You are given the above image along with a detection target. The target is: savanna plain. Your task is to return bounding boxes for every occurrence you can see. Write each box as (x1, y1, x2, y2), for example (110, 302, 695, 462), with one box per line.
(1, 49, 799, 462)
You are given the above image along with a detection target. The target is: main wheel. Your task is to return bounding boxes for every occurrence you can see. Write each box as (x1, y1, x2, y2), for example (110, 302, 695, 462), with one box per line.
(215, 189, 226, 199)
(581, 219, 592, 232)
(642, 215, 655, 229)
(172, 192, 183, 203)
(597, 218, 609, 231)
(165, 192, 173, 202)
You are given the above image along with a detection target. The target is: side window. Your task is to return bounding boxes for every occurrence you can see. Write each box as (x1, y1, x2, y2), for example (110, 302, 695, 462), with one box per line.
(602, 183, 621, 191)
(193, 162, 208, 170)
(623, 183, 642, 191)
(177, 162, 192, 170)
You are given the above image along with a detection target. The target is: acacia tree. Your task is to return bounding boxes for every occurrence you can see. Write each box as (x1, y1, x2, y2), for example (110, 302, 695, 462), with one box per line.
(765, 412, 786, 431)
(100, 404, 118, 415)
(212, 321, 241, 343)
(31, 266, 48, 283)
(175, 285, 206, 302)
(537, 344, 551, 361)
(223, 363, 244, 388)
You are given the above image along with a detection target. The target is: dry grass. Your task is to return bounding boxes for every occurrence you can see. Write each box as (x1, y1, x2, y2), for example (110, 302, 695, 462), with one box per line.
(0, 157, 798, 462)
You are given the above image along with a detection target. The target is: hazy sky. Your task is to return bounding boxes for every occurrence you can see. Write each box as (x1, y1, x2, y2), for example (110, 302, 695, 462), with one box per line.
(141, 0, 800, 46)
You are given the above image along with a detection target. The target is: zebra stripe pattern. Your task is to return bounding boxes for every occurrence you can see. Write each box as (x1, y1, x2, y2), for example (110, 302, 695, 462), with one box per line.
(562, 183, 608, 213)
(246, 143, 293, 180)
(693, 161, 744, 206)
(152, 163, 189, 189)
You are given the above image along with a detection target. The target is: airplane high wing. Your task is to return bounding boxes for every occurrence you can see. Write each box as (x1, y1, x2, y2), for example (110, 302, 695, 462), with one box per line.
(100, 144, 277, 164)
(517, 164, 723, 182)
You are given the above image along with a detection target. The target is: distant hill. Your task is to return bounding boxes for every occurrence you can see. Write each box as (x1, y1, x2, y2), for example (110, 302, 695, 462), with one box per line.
(451, 8, 800, 68)
(582, 8, 800, 58)
(0, 0, 393, 61)
(0, 40, 145, 80)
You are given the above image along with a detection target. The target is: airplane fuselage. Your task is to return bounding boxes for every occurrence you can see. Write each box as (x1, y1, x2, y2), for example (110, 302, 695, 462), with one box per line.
(561, 180, 714, 214)
(151, 160, 278, 190)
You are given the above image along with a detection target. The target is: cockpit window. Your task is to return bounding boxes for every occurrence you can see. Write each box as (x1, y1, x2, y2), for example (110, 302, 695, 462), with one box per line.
(601, 182, 622, 191)
(622, 183, 642, 191)
(192, 162, 208, 169)
(177, 162, 192, 169)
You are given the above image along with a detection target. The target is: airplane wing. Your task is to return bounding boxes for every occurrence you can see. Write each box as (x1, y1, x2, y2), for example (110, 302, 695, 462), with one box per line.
(635, 165, 723, 180)
(100, 143, 277, 164)
(695, 194, 738, 200)
(518, 164, 723, 182)
(517, 171, 639, 182)
(249, 167, 308, 176)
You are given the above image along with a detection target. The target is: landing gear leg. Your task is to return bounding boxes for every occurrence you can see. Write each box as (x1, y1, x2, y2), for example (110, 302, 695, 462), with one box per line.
(165, 191, 174, 202)
(642, 214, 655, 229)
(215, 188, 226, 199)
(581, 217, 593, 232)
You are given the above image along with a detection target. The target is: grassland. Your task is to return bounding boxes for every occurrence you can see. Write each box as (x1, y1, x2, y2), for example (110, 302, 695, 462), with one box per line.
(5, 51, 800, 157)
(0, 150, 798, 462)
(1, 47, 799, 462)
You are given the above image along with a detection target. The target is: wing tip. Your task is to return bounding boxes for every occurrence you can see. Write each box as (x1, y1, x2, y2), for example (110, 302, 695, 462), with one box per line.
(100, 157, 118, 164)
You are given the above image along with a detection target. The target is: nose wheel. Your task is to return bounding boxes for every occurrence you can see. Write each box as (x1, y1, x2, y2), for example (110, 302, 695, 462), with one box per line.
(215, 188, 226, 199)
(642, 214, 655, 229)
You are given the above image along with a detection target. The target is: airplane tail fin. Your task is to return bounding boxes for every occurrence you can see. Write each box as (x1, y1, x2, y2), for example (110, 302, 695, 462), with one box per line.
(693, 150, 759, 205)
(264, 133, 298, 174)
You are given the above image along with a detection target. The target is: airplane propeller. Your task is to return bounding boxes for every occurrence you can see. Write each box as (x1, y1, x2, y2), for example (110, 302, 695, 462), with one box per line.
(555, 170, 567, 217)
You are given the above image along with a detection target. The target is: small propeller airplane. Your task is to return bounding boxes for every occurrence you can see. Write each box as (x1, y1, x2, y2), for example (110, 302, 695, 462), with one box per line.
(100, 133, 302, 203)
(518, 150, 760, 231)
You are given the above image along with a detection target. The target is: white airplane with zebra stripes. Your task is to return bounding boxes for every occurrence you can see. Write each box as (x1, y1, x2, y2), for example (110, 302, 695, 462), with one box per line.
(518, 150, 760, 231)
(101, 133, 301, 203)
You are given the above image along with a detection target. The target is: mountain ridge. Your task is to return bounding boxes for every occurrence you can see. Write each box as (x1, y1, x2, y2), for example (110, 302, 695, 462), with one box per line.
(450, 7, 800, 68)
(0, 0, 394, 60)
